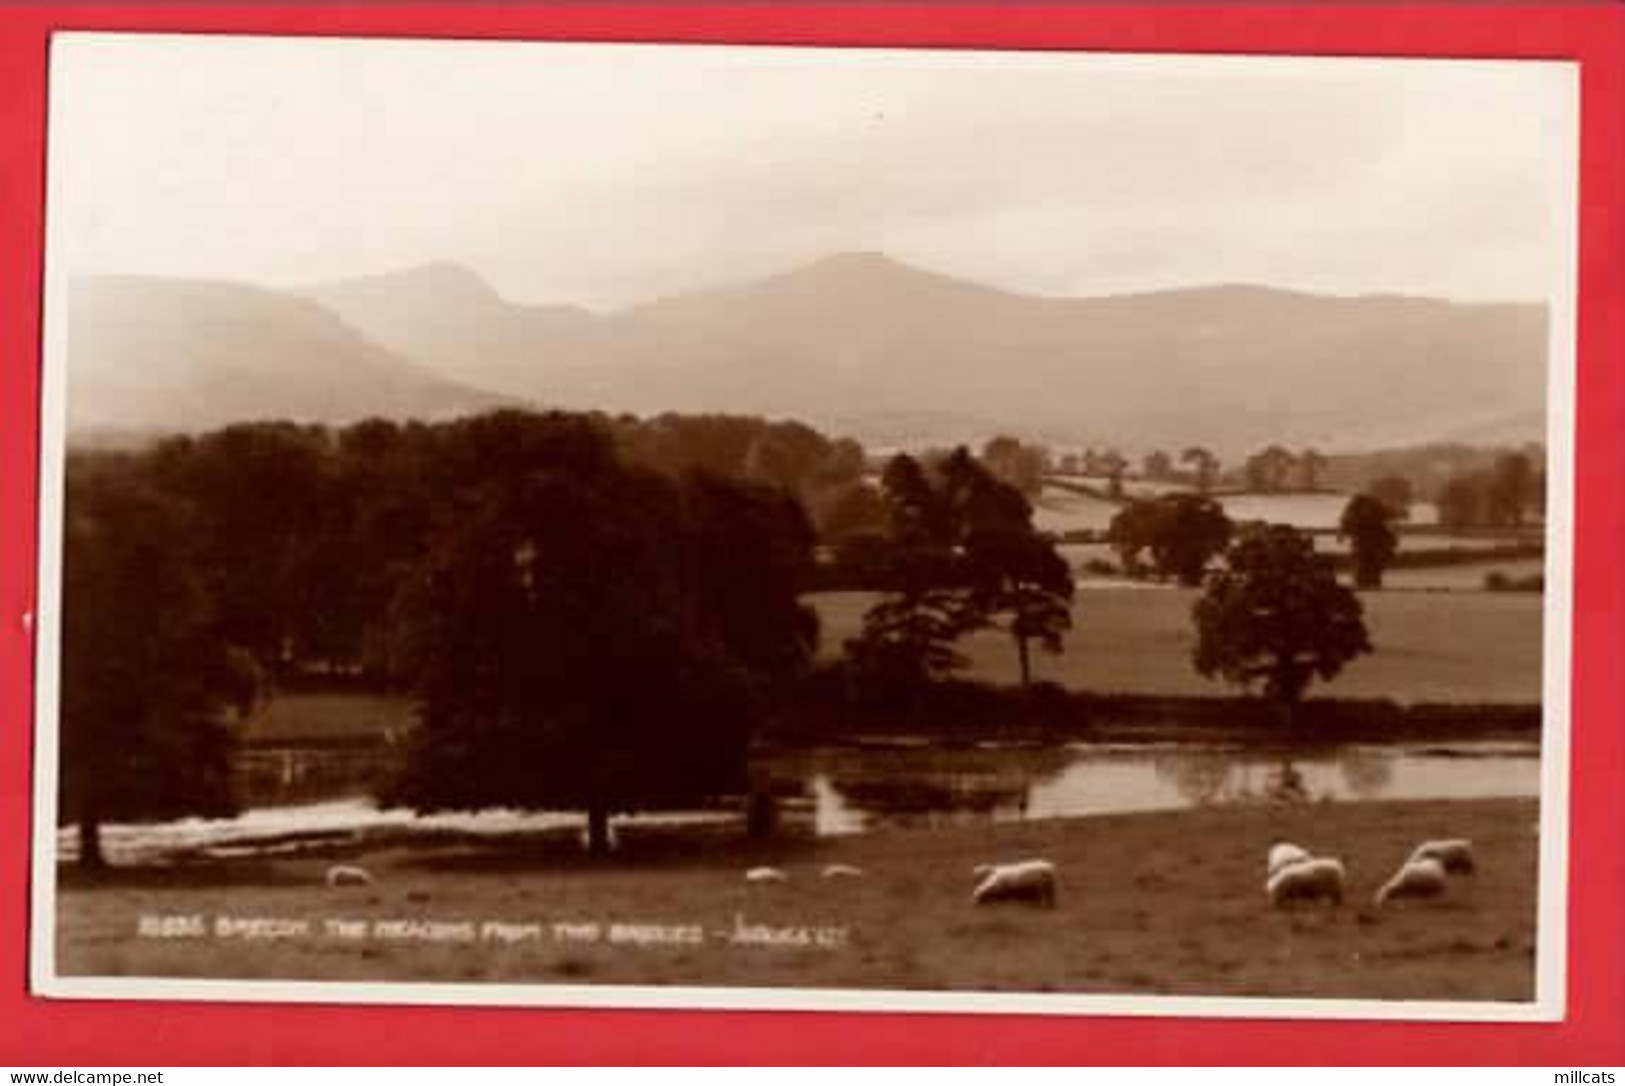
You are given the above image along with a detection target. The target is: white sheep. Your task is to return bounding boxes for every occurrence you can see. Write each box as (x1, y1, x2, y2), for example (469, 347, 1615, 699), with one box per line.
(1265, 857, 1345, 907)
(821, 863, 865, 879)
(325, 864, 375, 888)
(971, 860, 1058, 908)
(1374, 856, 1448, 908)
(1267, 841, 1312, 878)
(744, 866, 789, 884)
(1407, 838, 1475, 875)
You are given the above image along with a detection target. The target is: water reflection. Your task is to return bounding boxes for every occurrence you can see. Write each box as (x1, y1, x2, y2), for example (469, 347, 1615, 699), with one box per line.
(792, 743, 1534, 835)
(67, 740, 1538, 861)
(1338, 747, 1397, 799)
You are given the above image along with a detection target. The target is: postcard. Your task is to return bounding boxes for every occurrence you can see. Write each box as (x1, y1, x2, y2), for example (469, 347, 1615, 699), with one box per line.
(29, 33, 1578, 1021)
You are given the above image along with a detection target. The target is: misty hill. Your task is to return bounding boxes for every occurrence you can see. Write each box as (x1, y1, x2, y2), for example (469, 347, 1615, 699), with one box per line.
(308, 253, 1548, 456)
(68, 276, 510, 434)
(303, 261, 601, 396)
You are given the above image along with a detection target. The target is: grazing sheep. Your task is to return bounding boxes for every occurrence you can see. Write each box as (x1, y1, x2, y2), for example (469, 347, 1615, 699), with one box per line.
(821, 863, 865, 879)
(1408, 838, 1475, 875)
(971, 860, 1058, 908)
(1267, 841, 1312, 878)
(1374, 856, 1448, 908)
(1265, 857, 1345, 907)
(325, 864, 375, 888)
(744, 866, 788, 884)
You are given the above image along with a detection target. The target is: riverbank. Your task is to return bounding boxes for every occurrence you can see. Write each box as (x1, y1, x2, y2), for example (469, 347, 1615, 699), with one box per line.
(56, 796, 1539, 1002)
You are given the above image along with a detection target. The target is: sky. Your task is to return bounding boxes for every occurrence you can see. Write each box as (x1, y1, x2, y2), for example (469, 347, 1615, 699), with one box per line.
(50, 34, 1577, 310)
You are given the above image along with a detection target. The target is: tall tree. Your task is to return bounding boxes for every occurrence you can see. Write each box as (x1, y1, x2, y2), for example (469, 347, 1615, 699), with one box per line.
(1436, 473, 1485, 529)
(1142, 450, 1174, 482)
(1297, 448, 1328, 492)
(149, 423, 334, 674)
(1488, 452, 1537, 527)
(1247, 445, 1297, 493)
(844, 454, 981, 694)
(390, 423, 781, 853)
(1108, 494, 1232, 585)
(943, 450, 1075, 687)
(1366, 475, 1414, 521)
(1181, 447, 1219, 494)
(1148, 494, 1234, 586)
(1096, 449, 1128, 500)
(1338, 494, 1399, 589)
(1192, 525, 1372, 716)
(1107, 499, 1160, 577)
(60, 456, 258, 869)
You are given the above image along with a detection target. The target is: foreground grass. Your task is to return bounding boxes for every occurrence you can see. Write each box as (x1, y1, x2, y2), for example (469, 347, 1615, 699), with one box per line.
(814, 587, 1543, 704)
(57, 797, 1538, 1002)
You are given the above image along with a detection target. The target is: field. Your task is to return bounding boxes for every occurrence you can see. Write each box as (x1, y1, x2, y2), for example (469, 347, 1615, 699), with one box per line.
(55, 796, 1538, 1001)
(813, 586, 1543, 703)
(1032, 484, 1449, 537)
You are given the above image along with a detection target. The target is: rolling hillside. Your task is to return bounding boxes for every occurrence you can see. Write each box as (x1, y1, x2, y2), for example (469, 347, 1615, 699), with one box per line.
(310, 253, 1548, 455)
(67, 275, 510, 434)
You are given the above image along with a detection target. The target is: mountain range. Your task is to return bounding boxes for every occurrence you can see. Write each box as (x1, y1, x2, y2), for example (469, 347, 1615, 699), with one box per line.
(67, 253, 1549, 455)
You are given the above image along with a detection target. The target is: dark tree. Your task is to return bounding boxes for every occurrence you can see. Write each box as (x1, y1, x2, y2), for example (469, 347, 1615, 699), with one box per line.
(814, 480, 888, 545)
(1142, 450, 1174, 482)
(1192, 524, 1372, 714)
(1098, 449, 1128, 500)
(844, 454, 981, 693)
(980, 436, 1046, 497)
(942, 449, 1075, 687)
(60, 457, 259, 869)
(390, 423, 778, 853)
(1297, 448, 1328, 492)
(1366, 475, 1414, 520)
(683, 471, 820, 684)
(149, 423, 335, 674)
(1181, 447, 1219, 494)
(1246, 445, 1297, 493)
(1436, 473, 1484, 529)
(1338, 494, 1399, 589)
(1107, 499, 1160, 576)
(1488, 452, 1537, 527)
(1108, 494, 1232, 584)
(1148, 494, 1234, 586)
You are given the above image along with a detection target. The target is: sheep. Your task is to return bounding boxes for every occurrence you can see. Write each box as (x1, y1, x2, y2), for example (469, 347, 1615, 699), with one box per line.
(1267, 841, 1312, 878)
(1373, 856, 1448, 908)
(1407, 838, 1475, 875)
(821, 863, 865, 879)
(971, 860, 1058, 908)
(1265, 857, 1345, 907)
(325, 864, 375, 888)
(744, 866, 788, 884)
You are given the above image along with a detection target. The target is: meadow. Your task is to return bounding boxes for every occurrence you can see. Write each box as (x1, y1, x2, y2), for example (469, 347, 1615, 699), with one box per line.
(812, 586, 1543, 704)
(1032, 485, 1449, 537)
(55, 796, 1538, 1001)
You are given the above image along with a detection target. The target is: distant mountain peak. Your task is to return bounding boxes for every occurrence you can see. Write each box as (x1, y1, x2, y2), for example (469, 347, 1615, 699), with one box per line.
(382, 260, 498, 297)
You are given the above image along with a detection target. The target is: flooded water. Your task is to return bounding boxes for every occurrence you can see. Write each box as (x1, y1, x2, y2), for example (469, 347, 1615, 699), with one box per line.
(784, 741, 1540, 836)
(57, 740, 1540, 864)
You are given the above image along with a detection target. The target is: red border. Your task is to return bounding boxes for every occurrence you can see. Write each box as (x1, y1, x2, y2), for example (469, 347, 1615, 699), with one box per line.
(2, 3, 1621, 1066)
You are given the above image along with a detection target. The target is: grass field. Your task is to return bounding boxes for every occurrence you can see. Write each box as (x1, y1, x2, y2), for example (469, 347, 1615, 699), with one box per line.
(812, 586, 1543, 703)
(1033, 485, 1449, 536)
(55, 796, 1538, 1001)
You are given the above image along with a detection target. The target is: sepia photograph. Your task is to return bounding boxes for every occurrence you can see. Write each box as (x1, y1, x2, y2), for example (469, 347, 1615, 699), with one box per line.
(30, 33, 1577, 1018)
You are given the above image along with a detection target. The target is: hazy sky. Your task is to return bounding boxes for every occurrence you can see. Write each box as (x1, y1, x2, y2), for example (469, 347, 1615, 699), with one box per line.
(51, 35, 1576, 310)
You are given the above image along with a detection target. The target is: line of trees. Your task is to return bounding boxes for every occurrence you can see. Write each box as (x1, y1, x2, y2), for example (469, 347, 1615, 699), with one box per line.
(62, 411, 823, 864)
(62, 409, 1411, 869)
(1435, 452, 1543, 529)
(843, 449, 1075, 697)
